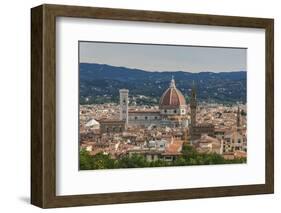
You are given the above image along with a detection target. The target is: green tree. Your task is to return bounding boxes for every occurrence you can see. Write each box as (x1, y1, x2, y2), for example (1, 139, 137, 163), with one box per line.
(117, 154, 148, 168)
(79, 149, 116, 170)
(182, 144, 197, 159)
(174, 156, 187, 166)
(150, 159, 169, 167)
(79, 149, 94, 170)
(80, 146, 247, 170)
(91, 153, 116, 169)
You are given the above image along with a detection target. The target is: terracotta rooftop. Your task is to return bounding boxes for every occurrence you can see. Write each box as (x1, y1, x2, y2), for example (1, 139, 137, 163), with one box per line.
(165, 140, 183, 154)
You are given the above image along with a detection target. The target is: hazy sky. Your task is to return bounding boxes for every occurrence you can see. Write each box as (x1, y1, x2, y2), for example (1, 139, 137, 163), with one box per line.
(79, 41, 247, 73)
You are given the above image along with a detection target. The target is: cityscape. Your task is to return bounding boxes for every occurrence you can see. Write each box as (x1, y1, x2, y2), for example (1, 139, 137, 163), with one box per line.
(79, 42, 247, 170)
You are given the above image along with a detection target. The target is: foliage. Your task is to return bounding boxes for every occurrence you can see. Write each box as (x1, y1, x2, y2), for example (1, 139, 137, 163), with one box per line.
(79, 150, 115, 170)
(79, 145, 246, 170)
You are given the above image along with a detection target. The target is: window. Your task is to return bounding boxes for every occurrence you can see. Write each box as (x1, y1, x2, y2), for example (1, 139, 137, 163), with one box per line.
(145, 116, 148, 120)
(135, 116, 138, 120)
(154, 116, 158, 119)
(164, 109, 167, 113)
(174, 110, 177, 113)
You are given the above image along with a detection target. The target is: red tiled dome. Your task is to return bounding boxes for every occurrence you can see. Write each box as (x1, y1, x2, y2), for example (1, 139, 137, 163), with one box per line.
(159, 79, 186, 109)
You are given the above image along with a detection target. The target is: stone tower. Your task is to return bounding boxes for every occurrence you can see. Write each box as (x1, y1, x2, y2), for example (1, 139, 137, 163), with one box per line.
(237, 105, 241, 128)
(190, 81, 197, 127)
(119, 89, 129, 127)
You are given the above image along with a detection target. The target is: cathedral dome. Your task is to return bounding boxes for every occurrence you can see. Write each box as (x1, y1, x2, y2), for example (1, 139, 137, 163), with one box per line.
(159, 78, 186, 109)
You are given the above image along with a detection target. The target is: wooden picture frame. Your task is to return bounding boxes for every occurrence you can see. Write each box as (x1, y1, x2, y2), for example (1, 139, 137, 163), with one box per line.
(31, 4, 274, 208)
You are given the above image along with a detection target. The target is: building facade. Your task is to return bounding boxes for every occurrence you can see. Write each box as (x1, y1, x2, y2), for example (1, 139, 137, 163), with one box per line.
(100, 120, 126, 134)
(121, 78, 189, 128)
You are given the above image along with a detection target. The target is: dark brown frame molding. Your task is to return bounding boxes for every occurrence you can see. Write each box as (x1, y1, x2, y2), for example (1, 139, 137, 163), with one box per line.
(31, 4, 274, 208)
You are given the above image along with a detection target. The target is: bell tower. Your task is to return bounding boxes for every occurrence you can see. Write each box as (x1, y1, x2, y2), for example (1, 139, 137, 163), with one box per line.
(237, 105, 241, 128)
(190, 81, 197, 127)
(119, 89, 129, 128)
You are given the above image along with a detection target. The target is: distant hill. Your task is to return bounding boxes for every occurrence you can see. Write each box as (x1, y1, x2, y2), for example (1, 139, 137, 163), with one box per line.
(79, 63, 246, 105)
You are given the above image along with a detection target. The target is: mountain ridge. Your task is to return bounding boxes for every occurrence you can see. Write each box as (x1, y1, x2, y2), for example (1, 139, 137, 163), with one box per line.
(79, 63, 246, 105)
(80, 62, 246, 74)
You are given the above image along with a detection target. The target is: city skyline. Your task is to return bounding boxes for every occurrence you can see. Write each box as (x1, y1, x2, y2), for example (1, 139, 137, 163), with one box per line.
(79, 41, 247, 73)
(79, 41, 247, 170)
(80, 78, 247, 170)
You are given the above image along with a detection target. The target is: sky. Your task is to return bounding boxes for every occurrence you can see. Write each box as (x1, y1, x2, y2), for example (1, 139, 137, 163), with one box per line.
(79, 41, 247, 73)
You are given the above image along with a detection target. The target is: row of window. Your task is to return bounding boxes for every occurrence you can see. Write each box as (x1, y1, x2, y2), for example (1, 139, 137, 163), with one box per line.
(163, 109, 185, 114)
(225, 138, 244, 143)
(134, 116, 159, 120)
(105, 127, 123, 132)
